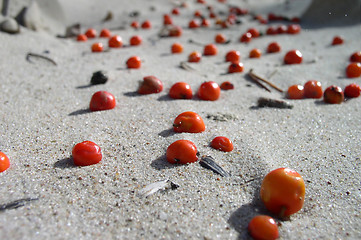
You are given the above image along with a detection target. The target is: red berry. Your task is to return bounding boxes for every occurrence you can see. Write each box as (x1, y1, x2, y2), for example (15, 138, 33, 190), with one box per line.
(287, 24, 301, 34)
(0, 152, 10, 172)
(166, 140, 198, 164)
(266, 26, 277, 35)
(344, 83, 361, 98)
(201, 18, 210, 27)
(188, 51, 202, 62)
(260, 168, 306, 217)
(189, 19, 200, 28)
(247, 28, 260, 38)
(220, 81, 234, 90)
(248, 215, 279, 240)
(108, 35, 123, 48)
(332, 36, 344, 45)
(141, 20, 152, 29)
(277, 24, 287, 34)
(267, 42, 281, 53)
(130, 21, 139, 29)
(163, 14, 173, 25)
(287, 84, 304, 99)
(126, 56, 142, 69)
(215, 33, 227, 44)
(203, 44, 218, 56)
(225, 50, 240, 63)
(76, 34, 87, 42)
(173, 111, 205, 133)
(138, 76, 163, 94)
(130, 35, 142, 46)
(346, 62, 361, 78)
(91, 42, 104, 52)
(171, 8, 180, 15)
(240, 32, 252, 43)
(284, 50, 303, 64)
(303, 80, 323, 99)
(350, 51, 361, 62)
(72, 141, 102, 166)
(89, 91, 116, 111)
(85, 28, 96, 38)
(249, 48, 262, 58)
(169, 82, 193, 99)
(169, 26, 183, 37)
(171, 43, 183, 54)
(323, 85, 344, 104)
(198, 81, 221, 101)
(99, 28, 111, 38)
(228, 62, 244, 73)
(211, 136, 234, 152)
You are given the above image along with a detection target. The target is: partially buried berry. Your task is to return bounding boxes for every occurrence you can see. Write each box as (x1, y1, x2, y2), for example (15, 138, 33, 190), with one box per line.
(323, 85, 344, 104)
(248, 215, 279, 240)
(138, 76, 163, 94)
(220, 81, 234, 90)
(90, 71, 108, 85)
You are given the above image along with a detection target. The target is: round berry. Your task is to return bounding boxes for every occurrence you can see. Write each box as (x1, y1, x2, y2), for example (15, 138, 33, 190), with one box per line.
(228, 62, 244, 73)
(225, 50, 240, 63)
(85, 28, 96, 38)
(303, 80, 323, 99)
(188, 51, 202, 62)
(346, 62, 361, 78)
(76, 34, 87, 42)
(220, 81, 234, 90)
(277, 24, 287, 34)
(332, 35, 344, 45)
(247, 28, 260, 38)
(203, 44, 218, 56)
(173, 111, 205, 133)
(169, 26, 183, 37)
(89, 91, 116, 111)
(163, 14, 173, 25)
(215, 33, 227, 44)
(171, 43, 183, 54)
(344, 83, 361, 98)
(91, 42, 103, 52)
(284, 50, 303, 64)
(130, 35, 142, 46)
(126, 56, 142, 69)
(201, 18, 210, 27)
(267, 42, 281, 53)
(166, 140, 198, 164)
(72, 141, 102, 166)
(169, 82, 193, 99)
(249, 48, 262, 58)
(189, 19, 200, 28)
(99, 28, 111, 38)
(248, 215, 279, 240)
(211, 136, 234, 152)
(287, 24, 301, 34)
(323, 85, 344, 104)
(266, 26, 277, 35)
(0, 152, 10, 172)
(108, 35, 123, 48)
(141, 20, 152, 29)
(130, 21, 139, 29)
(198, 81, 221, 101)
(260, 168, 305, 217)
(287, 84, 304, 99)
(138, 76, 163, 95)
(240, 32, 252, 43)
(350, 51, 361, 62)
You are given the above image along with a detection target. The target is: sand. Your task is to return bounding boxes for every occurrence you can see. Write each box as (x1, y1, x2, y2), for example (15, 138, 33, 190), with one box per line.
(0, 0, 360, 239)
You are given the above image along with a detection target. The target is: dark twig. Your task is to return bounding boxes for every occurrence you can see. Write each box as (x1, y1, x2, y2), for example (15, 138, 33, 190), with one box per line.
(249, 69, 283, 93)
(26, 53, 57, 66)
(0, 198, 39, 212)
(179, 61, 195, 71)
(247, 70, 271, 92)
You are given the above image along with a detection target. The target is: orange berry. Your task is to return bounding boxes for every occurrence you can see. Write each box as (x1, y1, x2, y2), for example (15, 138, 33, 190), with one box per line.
(171, 43, 183, 54)
(287, 24, 301, 34)
(130, 21, 139, 29)
(169, 25, 183, 37)
(203, 44, 218, 56)
(76, 34, 87, 42)
(303, 80, 323, 99)
(99, 28, 111, 38)
(266, 26, 277, 35)
(284, 49, 303, 64)
(323, 85, 344, 104)
(267, 42, 281, 53)
(260, 168, 305, 217)
(91, 42, 103, 52)
(248, 215, 279, 240)
(287, 84, 304, 99)
(0, 152, 10, 172)
(189, 19, 200, 28)
(211, 136, 233, 152)
(228, 62, 244, 73)
(85, 28, 96, 38)
(201, 18, 210, 27)
(171, 8, 180, 15)
(130, 35, 142, 46)
(249, 48, 262, 58)
(72, 141, 102, 166)
(169, 82, 193, 99)
(344, 83, 361, 98)
(138, 76, 163, 95)
(350, 51, 361, 62)
(163, 14, 173, 25)
(89, 91, 116, 111)
(346, 62, 361, 78)
(332, 35, 344, 45)
(166, 140, 198, 164)
(215, 33, 227, 44)
(198, 81, 221, 101)
(126, 56, 142, 69)
(173, 111, 205, 133)
(220, 81, 234, 90)
(194, 10, 202, 17)
(225, 50, 240, 63)
(141, 20, 152, 29)
(108, 35, 123, 48)
(188, 51, 202, 62)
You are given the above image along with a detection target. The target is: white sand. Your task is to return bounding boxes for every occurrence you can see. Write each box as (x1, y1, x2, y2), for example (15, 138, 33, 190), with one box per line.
(0, 0, 360, 239)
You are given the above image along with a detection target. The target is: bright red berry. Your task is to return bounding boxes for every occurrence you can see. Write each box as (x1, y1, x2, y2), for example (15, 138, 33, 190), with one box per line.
(138, 76, 163, 94)
(260, 168, 306, 217)
(126, 56, 142, 69)
(215, 33, 227, 44)
(0, 152, 10, 172)
(163, 14, 173, 25)
(240, 32, 252, 43)
(220, 81, 234, 90)
(287, 84, 304, 99)
(303, 80, 323, 99)
(323, 85, 344, 104)
(225, 50, 240, 63)
(89, 91, 116, 111)
(130, 35, 142, 46)
(201, 18, 210, 27)
(130, 21, 139, 29)
(173, 111, 205, 133)
(332, 36, 344, 45)
(166, 140, 198, 164)
(350, 51, 361, 62)
(85, 28, 96, 38)
(211, 136, 234, 152)
(284, 50, 303, 64)
(267, 42, 281, 53)
(189, 19, 200, 28)
(171, 7, 180, 15)
(169, 82, 193, 99)
(188, 51, 202, 62)
(277, 24, 287, 34)
(266, 26, 277, 35)
(198, 81, 221, 101)
(141, 20, 152, 29)
(108, 35, 123, 48)
(76, 34, 87, 42)
(346, 62, 361, 78)
(247, 28, 260, 38)
(169, 25, 183, 37)
(171, 43, 183, 54)
(344, 83, 361, 98)
(249, 48, 262, 58)
(248, 215, 279, 240)
(203, 44, 218, 56)
(228, 62, 244, 73)
(99, 28, 111, 38)
(91, 42, 104, 52)
(287, 24, 301, 34)
(72, 141, 102, 166)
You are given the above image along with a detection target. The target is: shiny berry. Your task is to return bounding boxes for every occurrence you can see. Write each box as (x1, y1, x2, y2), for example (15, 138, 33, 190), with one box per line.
(188, 51, 202, 62)
(287, 84, 304, 99)
(247, 28, 260, 38)
(249, 48, 262, 58)
(303, 80, 323, 99)
(138, 76, 163, 94)
(260, 168, 306, 217)
(240, 32, 252, 43)
(323, 85, 344, 104)
(173, 111, 205, 133)
(169, 82, 193, 99)
(166, 140, 198, 164)
(203, 44, 218, 56)
(248, 215, 279, 240)
(266, 26, 277, 35)
(91, 42, 103, 52)
(130, 35, 142, 46)
(85, 28, 96, 38)
(108, 35, 123, 48)
(198, 81, 221, 101)
(99, 28, 111, 38)
(225, 50, 240, 63)
(287, 24, 301, 34)
(201, 18, 210, 27)
(228, 62, 244, 73)
(72, 141, 102, 166)
(189, 19, 200, 28)
(172, 7, 180, 15)
(220, 81, 234, 90)
(284, 50, 303, 64)
(346, 62, 361, 78)
(126, 56, 142, 69)
(169, 25, 183, 37)
(350, 51, 361, 62)
(163, 14, 173, 25)
(211, 136, 234, 152)
(76, 34, 87, 42)
(332, 36, 344, 45)
(89, 91, 116, 111)
(0, 152, 10, 172)
(344, 83, 361, 98)
(171, 43, 183, 54)
(277, 24, 287, 34)
(267, 42, 281, 53)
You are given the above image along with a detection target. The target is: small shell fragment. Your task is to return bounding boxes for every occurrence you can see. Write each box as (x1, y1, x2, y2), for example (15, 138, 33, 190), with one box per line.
(257, 97, 293, 109)
(199, 155, 230, 177)
(137, 179, 179, 198)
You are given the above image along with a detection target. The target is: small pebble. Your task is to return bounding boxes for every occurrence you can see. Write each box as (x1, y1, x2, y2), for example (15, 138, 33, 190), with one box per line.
(0, 18, 20, 34)
(90, 71, 108, 85)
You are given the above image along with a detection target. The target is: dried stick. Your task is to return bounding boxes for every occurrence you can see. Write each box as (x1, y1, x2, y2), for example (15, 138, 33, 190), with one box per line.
(249, 69, 283, 93)
(26, 53, 57, 66)
(248, 70, 271, 92)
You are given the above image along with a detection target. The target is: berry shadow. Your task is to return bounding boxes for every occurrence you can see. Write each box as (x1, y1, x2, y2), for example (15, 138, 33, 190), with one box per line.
(53, 157, 76, 169)
(123, 91, 139, 97)
(68, 108, 91, 116)
(158, 128, 177, 138)
(150, 155, 182, 170)
(76, 84, 92, 89)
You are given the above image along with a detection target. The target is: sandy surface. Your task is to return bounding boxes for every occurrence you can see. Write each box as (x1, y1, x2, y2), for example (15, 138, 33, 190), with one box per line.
(0, 0, 360, 239)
